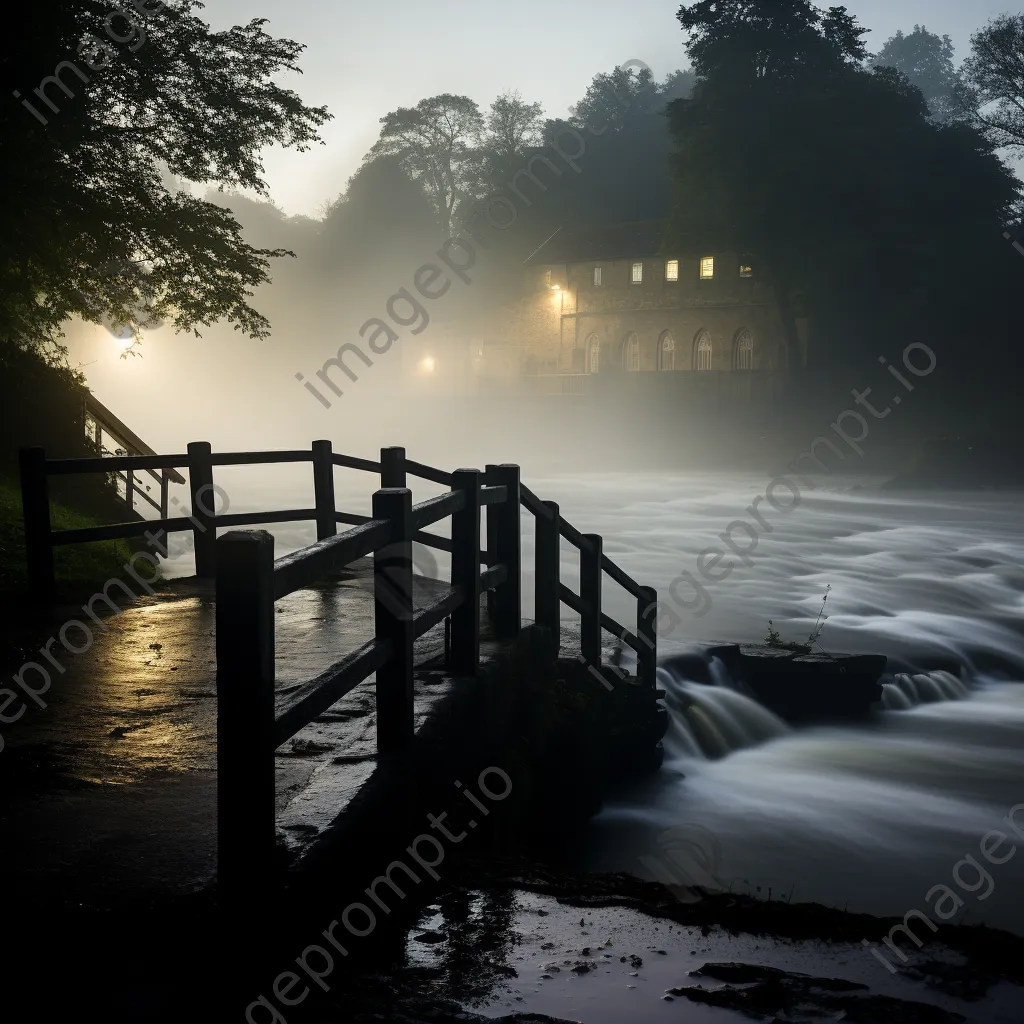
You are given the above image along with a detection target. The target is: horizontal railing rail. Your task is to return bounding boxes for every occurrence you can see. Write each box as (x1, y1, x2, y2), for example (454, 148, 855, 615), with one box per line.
(210, 450, 313, 467)
(46, 453, 191, 475)
(404, 459, 452, 487)
(411, 490, 465, 531)
(273, 519, 391, 601)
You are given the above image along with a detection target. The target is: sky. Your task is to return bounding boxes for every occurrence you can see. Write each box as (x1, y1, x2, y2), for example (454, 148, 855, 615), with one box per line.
(197, 0, 1016, 217)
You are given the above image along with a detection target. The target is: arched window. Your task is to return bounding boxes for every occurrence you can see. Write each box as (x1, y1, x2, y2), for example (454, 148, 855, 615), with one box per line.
(694, 331, 713, 371)
(734, 329, 754, 371)
(658, 332, 676, 371)
(623, 333, 640, 372)
(587, 334, 601, 374)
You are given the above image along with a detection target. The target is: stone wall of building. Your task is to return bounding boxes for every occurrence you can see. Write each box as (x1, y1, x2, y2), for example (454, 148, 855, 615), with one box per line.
(476, 250, 799, 381)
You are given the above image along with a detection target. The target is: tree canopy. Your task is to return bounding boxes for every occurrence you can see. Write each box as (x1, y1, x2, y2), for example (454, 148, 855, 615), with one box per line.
(872, 25, 958, 120)
(0, 1, 329, 346)
(668, 0, 1021, 379)
(676, 0, 869, 82)
(369, 94, 484, 239)
(961, 14, 1024, 153)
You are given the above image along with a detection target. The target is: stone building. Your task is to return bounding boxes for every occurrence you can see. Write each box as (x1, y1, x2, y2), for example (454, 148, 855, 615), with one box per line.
(475, 221, 805, 402)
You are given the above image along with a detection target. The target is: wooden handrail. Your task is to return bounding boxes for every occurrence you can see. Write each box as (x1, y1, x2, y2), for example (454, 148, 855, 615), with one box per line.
(519, 483, 551, 519)
(210, 450, 312, 467)
(559, 517, 596, 554)
(559, 583, 588, 616)
(332, 453, 382, 473)
(413, 586, 463, 639)
(273, 519, 391, 600)
(411, 490, 466, 531)
(216, 509, 319, 529)
(47, 453, 190, 475)
(600, 611, 641, 654)
(413, 529, 452, 553)
(479, 485, 507, 506)
(274, 639, 391, 747)
(83, 394, 187, 484)
(336, 511, 373, 527)
(49, 515, 194, 546)
(601, 553, 645, 601)
(480, 563, 508, 591)
(404, 459, 453, 486)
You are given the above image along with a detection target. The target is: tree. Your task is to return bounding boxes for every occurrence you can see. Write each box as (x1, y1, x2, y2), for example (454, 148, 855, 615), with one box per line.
(318, 155, 438, 282)
(369, 94, 484, 237)
(961, 15, 1024, 153)
(872, 25, 958, 120)
(667, 0, 1021, 383)
(676, 0, 869, 83)
(0, 1, 330, 346)
(485, 91, 544, 158)
(567, 62, 659, 133)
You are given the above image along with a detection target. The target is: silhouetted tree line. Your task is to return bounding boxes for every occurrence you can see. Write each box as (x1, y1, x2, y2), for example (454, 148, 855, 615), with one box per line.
(3, 1, 1023, 431)
(666, 1, 1022, 426)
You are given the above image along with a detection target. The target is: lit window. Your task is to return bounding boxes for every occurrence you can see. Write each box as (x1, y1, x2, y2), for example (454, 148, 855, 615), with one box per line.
(594, 266, 602, 286)
(632, 262, 643, 284)
(665, 260, 679, 281)
(624, 333, 640, 371)
(700, 257, 714, 279)
(740, 263, 753, 278)
(659, 332, 675, 371)
(587, 334, 600, 374)
(694, 330, 712, 371)
(735, 329, 753, 371)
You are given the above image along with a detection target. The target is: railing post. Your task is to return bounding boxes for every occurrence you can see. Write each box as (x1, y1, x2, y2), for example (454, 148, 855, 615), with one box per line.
(450, 469, 481, 674)
(19, 446, 54, 600)
(535, 500, 560, 643)
(187, 441, 216, 577)
(160, 470, 169, 520)
(216, 530, 276, 905)
(637, 585, 658, 689)
(373, 487, 415, 754)
(380, 446, 406, 489)
(126, 467, 134, 515)
(311, 440, 336, 541)
(486, 464, 521, 638)
(149, 470, 170, 560)
(581, 533, 602, 666)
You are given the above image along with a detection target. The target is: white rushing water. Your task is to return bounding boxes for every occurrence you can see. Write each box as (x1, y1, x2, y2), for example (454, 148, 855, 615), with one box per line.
(162, 469, 1024, 930)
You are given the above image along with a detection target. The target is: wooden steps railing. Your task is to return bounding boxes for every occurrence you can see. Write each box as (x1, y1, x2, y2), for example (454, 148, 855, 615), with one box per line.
(82, 394, 185, 523)
(19, 440, 659, 898)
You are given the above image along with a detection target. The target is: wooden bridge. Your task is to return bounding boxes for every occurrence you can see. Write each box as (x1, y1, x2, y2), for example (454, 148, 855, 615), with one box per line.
(18, 441, 658, 896)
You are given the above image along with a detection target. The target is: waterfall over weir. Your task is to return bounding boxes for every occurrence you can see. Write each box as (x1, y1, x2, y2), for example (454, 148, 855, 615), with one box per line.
(589, 652, 1024, 930)
(658, 655, 970, 761)
(881, 669, 971, 709)
(658, 658, 790, 759)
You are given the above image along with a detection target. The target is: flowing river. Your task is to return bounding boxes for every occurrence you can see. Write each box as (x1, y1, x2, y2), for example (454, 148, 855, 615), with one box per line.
(162, 468, 1024, 932)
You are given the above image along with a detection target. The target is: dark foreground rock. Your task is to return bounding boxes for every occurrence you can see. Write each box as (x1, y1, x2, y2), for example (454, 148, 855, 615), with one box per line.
(674, 962, 965, 1023)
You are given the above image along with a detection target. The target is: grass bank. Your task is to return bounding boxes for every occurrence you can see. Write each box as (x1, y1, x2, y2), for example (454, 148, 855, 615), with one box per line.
(0, 475, 165, 669)
(0, 476, 140, 601)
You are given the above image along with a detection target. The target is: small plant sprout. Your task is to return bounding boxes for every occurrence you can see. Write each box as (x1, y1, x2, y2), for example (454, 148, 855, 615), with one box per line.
(807, 585, 831, 649)
(763, 585, 833, 653)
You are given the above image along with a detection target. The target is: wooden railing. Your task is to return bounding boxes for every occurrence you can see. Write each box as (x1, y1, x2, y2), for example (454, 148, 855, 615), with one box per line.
(82, 394, 186, 521)
(18, 440, 658, 897)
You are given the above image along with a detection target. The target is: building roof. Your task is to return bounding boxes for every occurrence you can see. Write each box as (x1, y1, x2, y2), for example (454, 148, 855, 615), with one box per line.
(524, 221, 668, 265)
